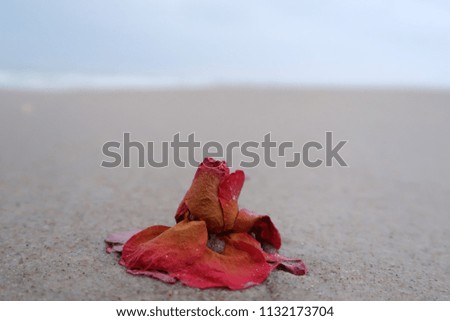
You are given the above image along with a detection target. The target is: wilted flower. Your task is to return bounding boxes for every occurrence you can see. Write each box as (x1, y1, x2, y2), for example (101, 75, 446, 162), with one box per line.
(106, 158, 306, 290)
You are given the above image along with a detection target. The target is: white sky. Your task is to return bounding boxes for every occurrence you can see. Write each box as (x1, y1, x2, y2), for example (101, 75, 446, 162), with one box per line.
(1, 0, 450, 87)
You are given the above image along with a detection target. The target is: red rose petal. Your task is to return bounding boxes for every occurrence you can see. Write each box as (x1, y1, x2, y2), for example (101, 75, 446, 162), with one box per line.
(105, 229, 141, 253)
(233, 208, 282, 249)
(106, 244, 124, 253)
(219, 170, 245, 231)
(121, 220, 207, 272)
(105, 229, 141, 244)
(174, 200, 189, 222)
(184, 169, 223, 232)
(173, 233, 272, 290)
(176, 159, 229, 232)
(265, 253, 308, 275)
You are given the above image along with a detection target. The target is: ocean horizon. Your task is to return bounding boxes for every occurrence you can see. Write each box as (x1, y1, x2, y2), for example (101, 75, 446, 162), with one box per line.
(2, 69, 450, 90)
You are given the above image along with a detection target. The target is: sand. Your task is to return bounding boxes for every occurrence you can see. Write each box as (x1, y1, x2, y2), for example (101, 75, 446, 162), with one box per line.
(0, 88, 449, 300)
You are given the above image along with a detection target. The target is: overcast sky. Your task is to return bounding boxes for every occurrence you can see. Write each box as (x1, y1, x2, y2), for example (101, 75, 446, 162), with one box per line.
(1, 0, 450, 87)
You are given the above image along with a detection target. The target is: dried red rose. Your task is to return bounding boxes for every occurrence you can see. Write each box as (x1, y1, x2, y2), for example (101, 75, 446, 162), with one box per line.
(106, 158, 306, 289)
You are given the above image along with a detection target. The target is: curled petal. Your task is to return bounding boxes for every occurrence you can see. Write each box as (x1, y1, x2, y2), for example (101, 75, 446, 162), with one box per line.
(111, 221, 280, 289)
(173, 233, 272, 290)
(121, 220, 207, 272)
(106, 244, 123, 254)
(174, 200, 189, 222)
(184, 169, 223, 232)
(176, 159, 229, 232)
(266, 253, 308, 275)
(105, 229, 141, 253)
(105, 229, 141, 244)
(233, 208, 282, 249)
(197, 157, 230, 176)
(219, 170, 245, 231)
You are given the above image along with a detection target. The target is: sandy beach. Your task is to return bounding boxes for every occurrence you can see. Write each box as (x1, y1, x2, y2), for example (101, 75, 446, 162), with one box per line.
(0, 88, 449, 300)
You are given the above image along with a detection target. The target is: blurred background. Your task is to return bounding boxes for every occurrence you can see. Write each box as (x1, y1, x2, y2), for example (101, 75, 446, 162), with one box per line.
(1, 0, 450, 89)
(1, 1, 449, 300)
